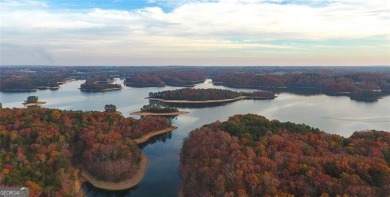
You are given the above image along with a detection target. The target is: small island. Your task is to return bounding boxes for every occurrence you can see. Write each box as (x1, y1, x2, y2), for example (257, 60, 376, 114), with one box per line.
(146, 88, 275, 105)
(80, 76, 121, 92)
(130, 104, 189, 116)
(104, 104, 123, 115)
(22, 96, 46, 107)
(80, 81, 121, 92)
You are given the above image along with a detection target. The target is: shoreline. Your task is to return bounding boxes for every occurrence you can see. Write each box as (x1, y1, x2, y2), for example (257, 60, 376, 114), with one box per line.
(134, 126, 177, 144)
(75, 126, 176, 192)
(130, 111, 189, 116)
(146, 96, 246, 104)
(79, 153, 148, 191)
(245, 96, 277, 100)
(1, 89, 38, 92)
(80, 87, 122, 92)
(22, 101, 46, 107)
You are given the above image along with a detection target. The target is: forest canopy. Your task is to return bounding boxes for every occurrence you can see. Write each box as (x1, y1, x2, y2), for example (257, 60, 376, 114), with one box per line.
(0, 107, 171, 196)
(180, 114, 390, 197)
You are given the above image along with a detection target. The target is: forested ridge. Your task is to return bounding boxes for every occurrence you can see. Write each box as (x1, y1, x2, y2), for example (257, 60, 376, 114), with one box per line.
(0, 107, 171, 196)
(125, 70, 206, 87)
(213, 72, 390, 100)
(181, 114, 390, 197)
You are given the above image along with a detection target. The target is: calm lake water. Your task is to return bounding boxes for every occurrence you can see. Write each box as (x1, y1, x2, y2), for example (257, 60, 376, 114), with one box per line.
(1, 79, 389, 197)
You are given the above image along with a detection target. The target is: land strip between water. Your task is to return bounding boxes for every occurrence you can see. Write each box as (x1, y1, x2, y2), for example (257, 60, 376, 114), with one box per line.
(79, 154, 148, 191)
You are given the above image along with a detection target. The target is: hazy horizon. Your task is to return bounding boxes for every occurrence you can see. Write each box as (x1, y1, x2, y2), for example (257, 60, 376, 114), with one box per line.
(1, 0, 389, 66)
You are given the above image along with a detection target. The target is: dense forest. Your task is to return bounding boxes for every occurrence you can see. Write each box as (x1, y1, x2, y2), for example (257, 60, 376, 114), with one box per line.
(180, 114, 390, 197)
(149, 88, 243, 101)
(0, 74, 66, 92)
(125, 70, 206, 87)
(242, 91, 276, 99)
(149, 88, 276, 101)
(80, 76, 121, 92)
(80, 81, 121, 92)
(125, 73, 166, 87)
(140, 104, 179, 113)
(0, 107, 171, 196)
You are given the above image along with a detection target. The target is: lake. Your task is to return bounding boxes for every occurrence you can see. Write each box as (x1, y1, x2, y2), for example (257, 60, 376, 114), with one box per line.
(1, 79, 389, 196)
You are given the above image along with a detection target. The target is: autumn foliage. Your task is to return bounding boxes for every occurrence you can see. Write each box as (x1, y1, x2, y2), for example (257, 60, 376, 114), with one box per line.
(149, 88, 242, 101)
(0, 107, 171, 196)
(213, 71, 390, 100)
(125, 70, 206, 87)
(180, 114, 390, 196)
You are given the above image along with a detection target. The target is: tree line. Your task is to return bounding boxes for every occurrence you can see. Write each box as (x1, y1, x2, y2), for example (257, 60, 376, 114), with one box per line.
(125, 70, 206, 87)
(140, 104, 179, 113)
(149, 88, 243, 101)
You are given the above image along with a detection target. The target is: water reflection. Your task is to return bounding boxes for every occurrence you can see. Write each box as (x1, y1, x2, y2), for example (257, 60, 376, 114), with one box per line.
(83, 182, 136, 197)
(149, 99, 236, 109)
(281, 87, 322, 96)
(349, 98, 379, 103)
(138, 131, 173, 149)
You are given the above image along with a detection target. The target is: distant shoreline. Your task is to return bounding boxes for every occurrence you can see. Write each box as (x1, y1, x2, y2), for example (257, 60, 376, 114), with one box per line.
(79, 153, 148, 191)
(134, 126, 177, 144)
(1, 89, 38, 92)
(146, 96, 246, 104)
(245, 96, 277, 100)
(80, 87, 122, 92)
(146, 95, 276, 104)
(130, 111, 189, 116)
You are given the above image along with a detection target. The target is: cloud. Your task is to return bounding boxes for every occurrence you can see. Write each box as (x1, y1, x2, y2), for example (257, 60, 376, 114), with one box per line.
(0, 0, 389, 66)
(1, 42, 55, 65)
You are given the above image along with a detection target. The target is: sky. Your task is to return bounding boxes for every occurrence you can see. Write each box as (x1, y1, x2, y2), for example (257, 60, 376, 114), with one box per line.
(0, 0, 389, 66)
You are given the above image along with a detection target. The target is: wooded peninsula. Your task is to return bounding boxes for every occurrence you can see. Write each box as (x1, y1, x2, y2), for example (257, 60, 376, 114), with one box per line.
(180, 114, 390, 196)
(0, 107, 173, 196)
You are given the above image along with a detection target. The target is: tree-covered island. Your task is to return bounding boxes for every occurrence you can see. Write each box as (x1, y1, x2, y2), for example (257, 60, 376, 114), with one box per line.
(130, 104, 189, 116)
(22, 96, 46, 107)
(80, 79, 121, 92)
(147, 88, 276, 104)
